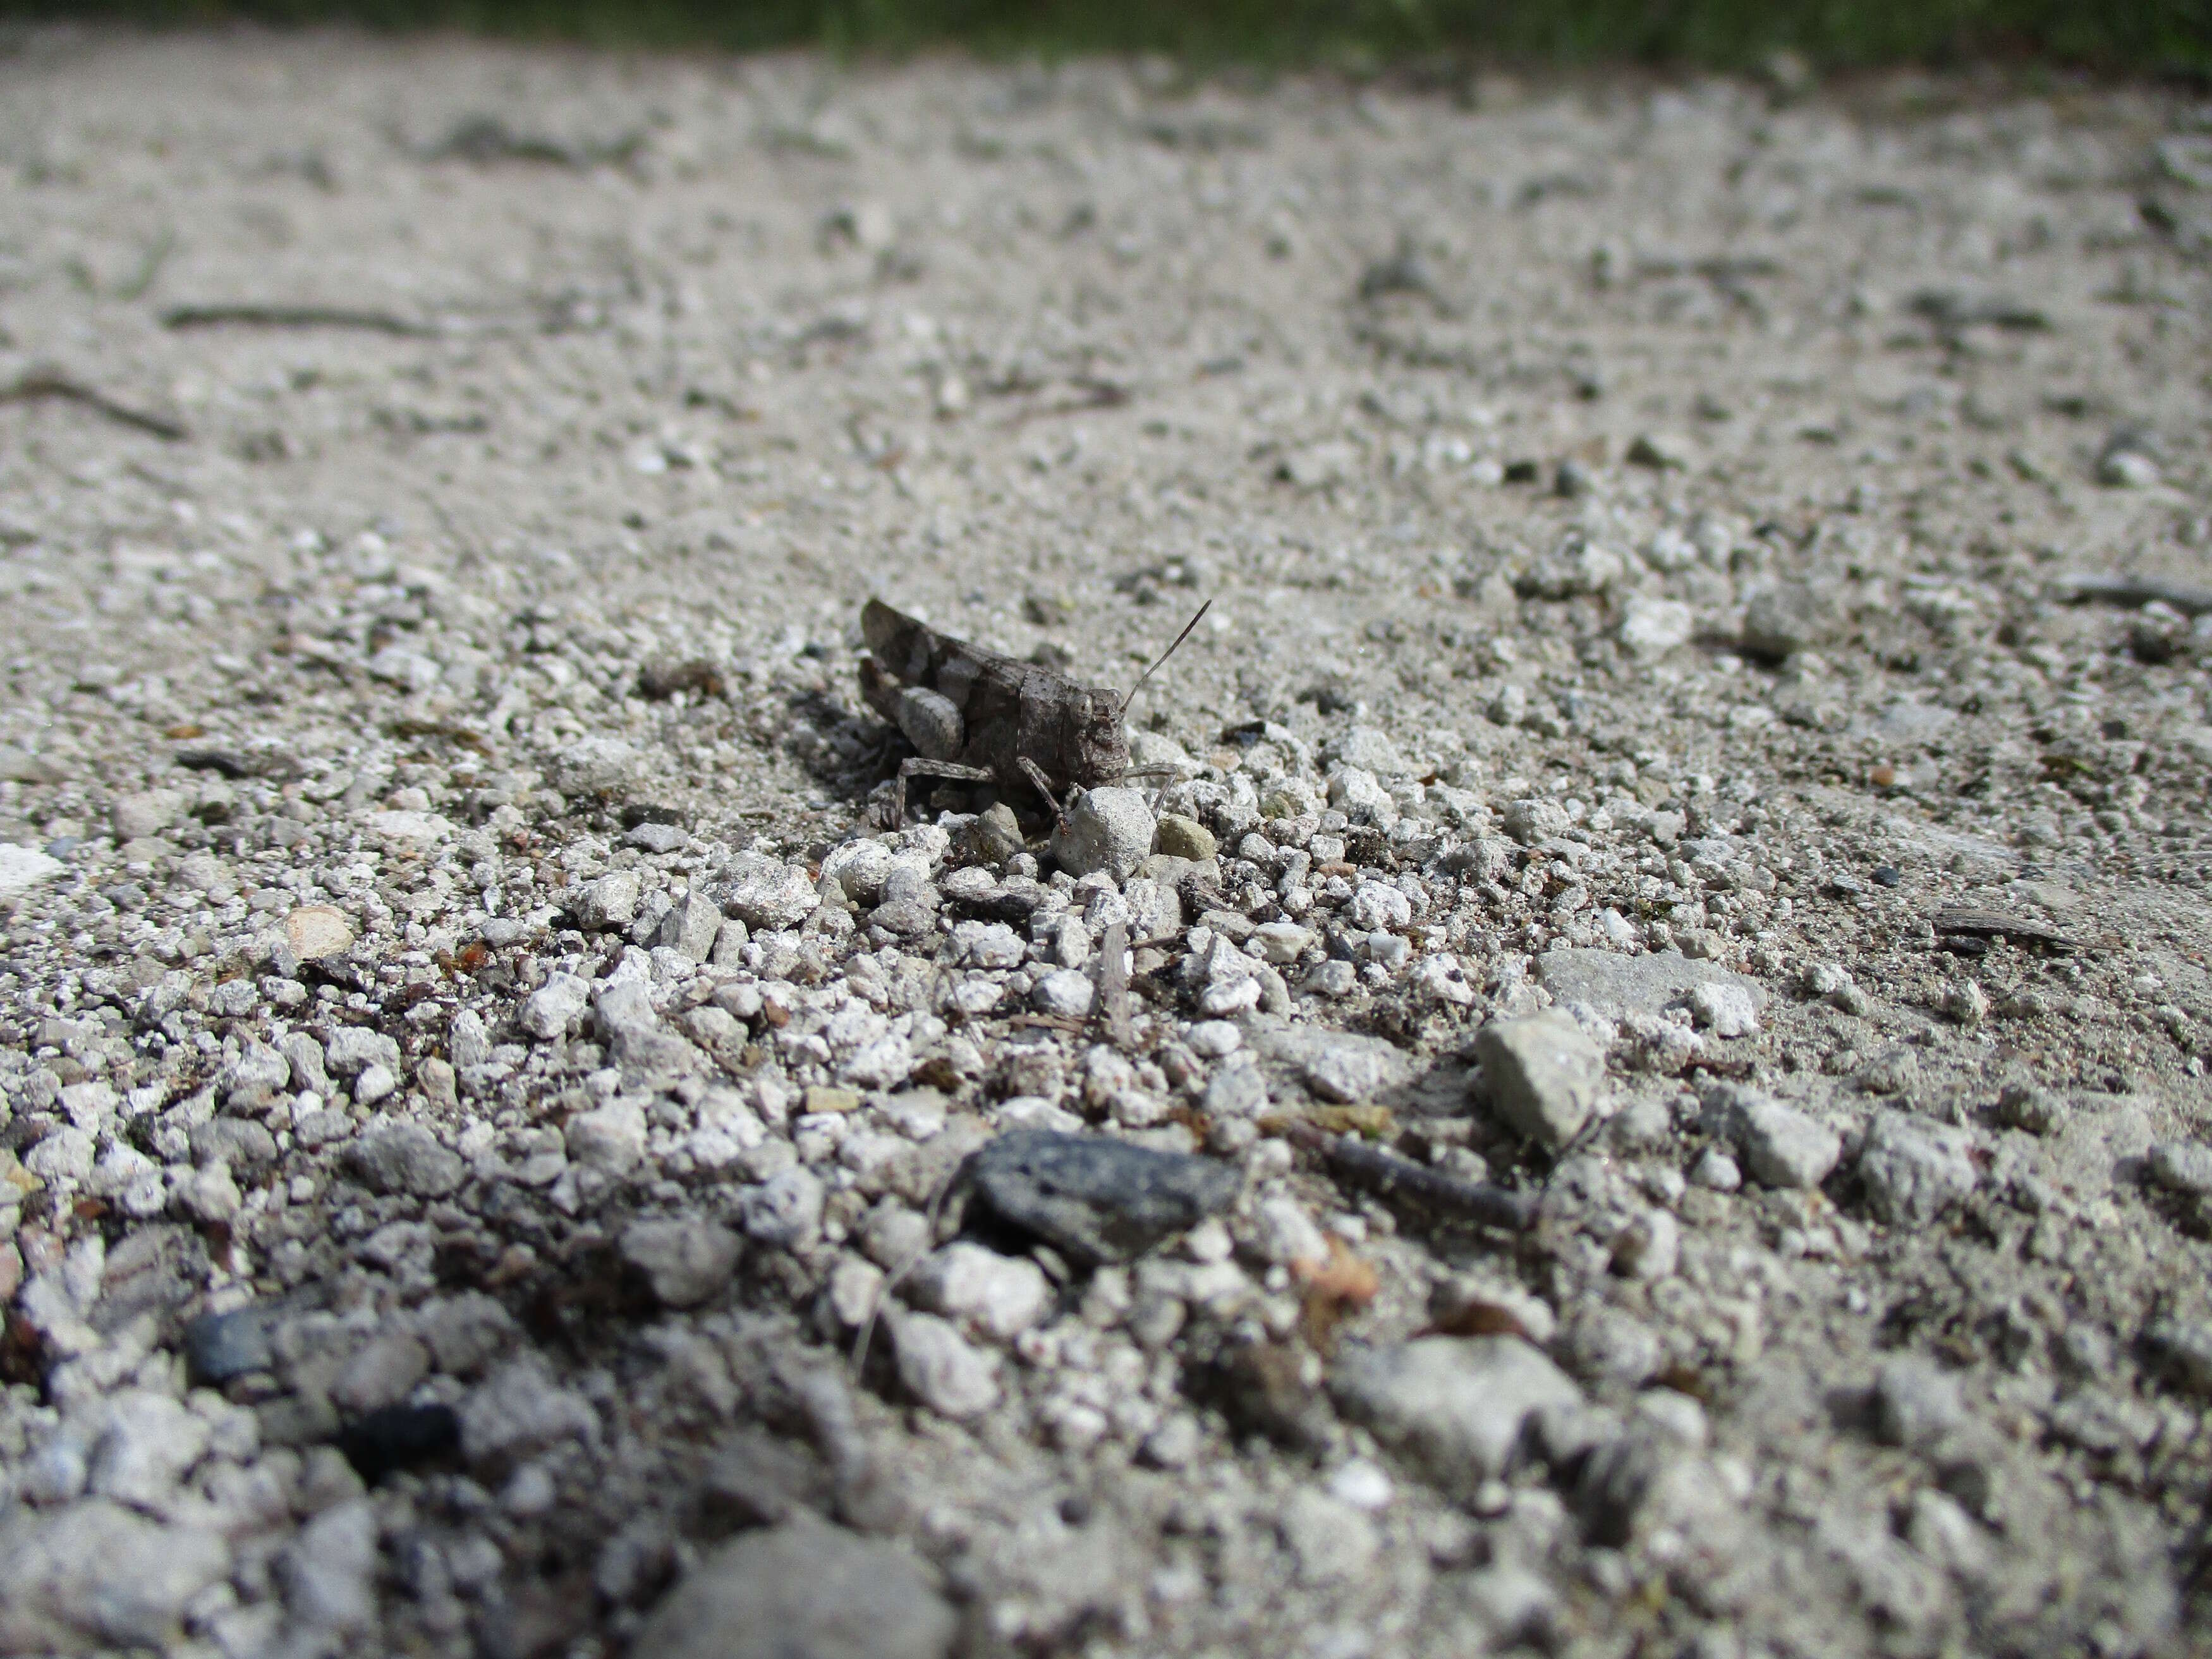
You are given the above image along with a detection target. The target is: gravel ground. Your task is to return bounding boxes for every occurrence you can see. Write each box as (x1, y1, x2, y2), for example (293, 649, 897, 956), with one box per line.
(2, 30, 2211, 1659)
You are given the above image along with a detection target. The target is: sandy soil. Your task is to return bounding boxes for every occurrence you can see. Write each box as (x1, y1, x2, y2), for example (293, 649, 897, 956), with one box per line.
(1, 28, 2210, 1659)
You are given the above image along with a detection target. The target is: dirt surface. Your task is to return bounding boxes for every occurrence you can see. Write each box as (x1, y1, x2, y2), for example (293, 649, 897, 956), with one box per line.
(3, 28, 2211, 1659)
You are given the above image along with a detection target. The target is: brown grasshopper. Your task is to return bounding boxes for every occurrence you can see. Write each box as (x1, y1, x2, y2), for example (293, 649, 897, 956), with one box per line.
(858, 596, 1210, 827)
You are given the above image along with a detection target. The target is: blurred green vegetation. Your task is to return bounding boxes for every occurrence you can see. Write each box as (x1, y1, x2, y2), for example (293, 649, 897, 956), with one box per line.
(3, 0, 2207, 73)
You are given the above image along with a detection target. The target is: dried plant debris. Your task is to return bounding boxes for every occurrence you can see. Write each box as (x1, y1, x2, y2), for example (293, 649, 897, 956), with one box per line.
(161, 301, 444, 337)
(0, 40, 2208, 1659)
(0, 368, 188, 441)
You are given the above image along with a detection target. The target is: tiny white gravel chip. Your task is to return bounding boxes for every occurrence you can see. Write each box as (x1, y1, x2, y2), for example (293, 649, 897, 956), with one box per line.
(284, 904, 356, 961)
(1031, 969, 1097, 1018)
(889, 1311, 1000, 1418)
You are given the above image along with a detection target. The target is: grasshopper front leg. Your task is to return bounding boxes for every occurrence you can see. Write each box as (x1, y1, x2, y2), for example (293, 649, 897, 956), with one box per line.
(1016, 757, 1075, 839)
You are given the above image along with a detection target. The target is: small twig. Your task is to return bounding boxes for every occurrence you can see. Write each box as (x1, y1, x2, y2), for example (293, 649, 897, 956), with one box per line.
(2053, 571, 2212, 617)
(1279, 1119, 1536, 1233)
(0, 370, 188, 442)
(999, 377, 1133, 428)
(162, 302, 441, 338)
(1098, 920, 1133, 1050)
(1008, 1012, 1088, 1033)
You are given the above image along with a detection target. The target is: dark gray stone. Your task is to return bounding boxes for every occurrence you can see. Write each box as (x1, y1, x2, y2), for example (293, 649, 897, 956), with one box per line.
(965, 1129, 1240, 1266)
(183, 1304, 276, 1385)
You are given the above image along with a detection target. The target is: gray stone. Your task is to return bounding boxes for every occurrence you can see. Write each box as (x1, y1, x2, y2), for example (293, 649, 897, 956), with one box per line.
(1347, 880, 1413, 932)
(1500, 798, 1569, 846)
(594, 978, 659, 1038)
(822, 838, 896, 904)
(1329, 725, 1408, 776)
(908, 1242, 1053, 1340)
(655, 892, 725, 962)
(2146, 1140, 2212, 1197)
(1534, 948, 1767, 1026)
(222, 1040, 291, 1100)
(449, 1006, 494, 1071)
(520, 972, 592, 1040)
(967, 804, 1025, 865)
(25, 1127, 94, 1182)
(0, 1500, 231, 1651)
(174, 1160, 243, 1222)
(277, 1497, 379, 1634)
(185, 1303, 277, 1384)
(1248, 1023, 1411, 1103)
(112, 788, 184, 842)
(1995, 1082, 2067, 1135)
(88, 1389, 209, 1507)
(1251, 921, 1313, 964)
(565, 1100, 648, 1172)
(1873, 1356, 1965, 1447)
(191, 1115, 278, 1172)
(721, 854, 819, 930)
(742, 1166, 827, 1249)
(620, 1217, 742, 1306)
(352, 1061, 399, 1107)
(1153, 813, 1217, 861)
(1473, 1012, 1606, 1150)
(413, 1292, 519, 1375)
(1330, 1336, 1581, 1493)
(1690, 1147, 1742, 1192)
(550, 736, 637, 796)
(459, 1358, 597, 1466)
(573, 870, 641, 930)
(1741, 582, 1829, 661)
(868, 896, 938, 939)
(1050, 786, 1156, 881)
(889, 1310, 1000, 1418)
(1030, 968, 1096, 1018)
(1280, 1486, 1379, 1583)
(627, 820, 689, 854)
(1856, 1110, 1978, 1224)
(965, 1129, 1241, 1266)
(279, 1031, 331, 1095)
(1704, 1084, 1840, 1188)
(22, 1435, 88, 1505)
(330, 1333, 432, 1414)
(1853, 1044, 1921, 1097)
(324, 1025, 403, 1078)
(348, 1120, 465, 1197)
(631, 1517, 956, 1659)
(0, 842, 64, 900)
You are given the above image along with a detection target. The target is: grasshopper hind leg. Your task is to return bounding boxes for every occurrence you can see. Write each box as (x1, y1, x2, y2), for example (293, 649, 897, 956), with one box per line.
(885, 758, 995, 829)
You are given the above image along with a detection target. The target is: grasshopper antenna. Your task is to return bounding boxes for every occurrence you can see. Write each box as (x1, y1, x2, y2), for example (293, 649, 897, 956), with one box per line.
(1121, 597, 1212, 716)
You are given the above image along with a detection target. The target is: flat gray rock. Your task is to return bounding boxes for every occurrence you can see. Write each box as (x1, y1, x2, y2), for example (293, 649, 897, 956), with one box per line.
(964, 1129, 1241, 1266)
(1246, 1022, 1413, 1103)
(1536, 949, 1768, 1025)
(633, 1517, 955, 1659)
(1331, 1336, 1581, 1494)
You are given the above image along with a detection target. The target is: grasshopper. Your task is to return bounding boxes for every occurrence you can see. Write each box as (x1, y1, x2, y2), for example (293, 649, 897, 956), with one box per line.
(858, 596, 1210, 827)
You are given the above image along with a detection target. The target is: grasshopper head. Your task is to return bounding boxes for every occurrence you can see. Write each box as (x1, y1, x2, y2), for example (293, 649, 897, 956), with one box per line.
(1069, 688, 1130, 787)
